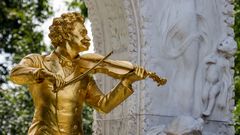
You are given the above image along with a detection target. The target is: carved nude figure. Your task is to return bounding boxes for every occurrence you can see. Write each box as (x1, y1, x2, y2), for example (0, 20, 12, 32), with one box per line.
(202, 36, 236, 116)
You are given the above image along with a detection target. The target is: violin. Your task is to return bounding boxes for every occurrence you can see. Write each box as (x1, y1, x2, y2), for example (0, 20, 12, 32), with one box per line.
(54, 51, 167, 92)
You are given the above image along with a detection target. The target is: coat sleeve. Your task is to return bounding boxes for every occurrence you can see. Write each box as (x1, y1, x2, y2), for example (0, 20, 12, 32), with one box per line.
(85, 76, 134, 113)
(10, 54, 43, 85)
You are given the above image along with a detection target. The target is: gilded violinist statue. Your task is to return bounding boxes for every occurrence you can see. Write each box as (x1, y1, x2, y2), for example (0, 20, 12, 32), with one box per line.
(10, 12, 166, 135)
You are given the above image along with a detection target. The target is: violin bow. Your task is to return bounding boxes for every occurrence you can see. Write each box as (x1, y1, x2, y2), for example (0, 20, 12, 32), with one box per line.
(53, 50, 167, 92)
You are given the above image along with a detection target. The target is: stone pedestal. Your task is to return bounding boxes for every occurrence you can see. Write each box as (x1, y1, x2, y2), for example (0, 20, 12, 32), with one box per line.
(85, 0, 236, 134)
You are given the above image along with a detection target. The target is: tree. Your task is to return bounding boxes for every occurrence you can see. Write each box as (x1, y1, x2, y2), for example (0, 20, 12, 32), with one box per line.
(66, 0, 88, 18)
(0, 87, 34, 134)
(0, 0, 52, 134)
(0, 0, 52, 85)
(233, 0, 240, 134)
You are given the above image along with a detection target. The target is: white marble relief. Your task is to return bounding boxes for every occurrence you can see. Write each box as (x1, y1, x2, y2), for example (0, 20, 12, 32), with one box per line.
(86, 0, 236, 134)
(202, 36, 237, 117)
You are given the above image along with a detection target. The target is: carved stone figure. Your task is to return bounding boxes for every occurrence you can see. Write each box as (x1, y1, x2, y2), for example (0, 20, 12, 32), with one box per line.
(9, 12, 166, 135)
(164, 116, 203, 135)
(202, 36, 237, 117)
(147, 116, 204, 135)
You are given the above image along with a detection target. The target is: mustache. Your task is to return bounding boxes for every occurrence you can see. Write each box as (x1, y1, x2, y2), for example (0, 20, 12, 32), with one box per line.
(81, 39, 90, 45)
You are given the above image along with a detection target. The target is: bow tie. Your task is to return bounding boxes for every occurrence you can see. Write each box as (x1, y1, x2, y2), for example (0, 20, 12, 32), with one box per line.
(59, 58, 73, 67)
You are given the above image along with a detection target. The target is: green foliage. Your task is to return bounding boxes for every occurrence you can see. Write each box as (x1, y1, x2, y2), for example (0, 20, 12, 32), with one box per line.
(0, 0, 52, 134)
(235, 100, 240, 134)
(0, 0, 53, 84)
(0, 0, 52, 58)
(0, 87, 34, 134)
(234, 0, 240, 134)
(83, 104, 93, 135)
(66, 0, 88, 18)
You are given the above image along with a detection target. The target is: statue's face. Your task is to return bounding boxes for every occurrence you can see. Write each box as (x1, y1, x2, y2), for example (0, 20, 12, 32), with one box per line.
(69, 22, 90, 52)
(218, 36, 237, 56)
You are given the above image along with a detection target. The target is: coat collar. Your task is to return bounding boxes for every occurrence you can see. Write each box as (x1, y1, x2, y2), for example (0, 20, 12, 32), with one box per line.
(42, 51, 82, 80)
(43, 51, 62, 74)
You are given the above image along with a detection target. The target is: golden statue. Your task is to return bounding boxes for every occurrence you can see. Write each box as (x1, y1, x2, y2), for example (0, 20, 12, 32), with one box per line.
(10, 12, 166, 135)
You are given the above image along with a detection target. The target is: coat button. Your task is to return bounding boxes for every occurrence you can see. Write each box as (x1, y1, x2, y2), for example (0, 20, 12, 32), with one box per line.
(75, 107, 79, 113)
(74, 125, 78, 129)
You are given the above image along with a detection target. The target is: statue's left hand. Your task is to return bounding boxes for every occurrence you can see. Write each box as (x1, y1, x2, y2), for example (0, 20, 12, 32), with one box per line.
(121, 66, 147, 86)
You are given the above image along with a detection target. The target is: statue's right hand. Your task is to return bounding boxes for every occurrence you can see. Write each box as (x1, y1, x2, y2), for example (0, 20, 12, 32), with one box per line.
(33, 69, 65, 88)
(41, 70, 65, 88)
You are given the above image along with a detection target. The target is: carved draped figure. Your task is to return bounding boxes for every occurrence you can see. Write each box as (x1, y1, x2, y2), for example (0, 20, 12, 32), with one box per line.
(10, 52, 133, 135)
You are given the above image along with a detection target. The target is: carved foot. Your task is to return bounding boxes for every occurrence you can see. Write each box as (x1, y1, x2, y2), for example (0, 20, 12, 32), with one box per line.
(202, 110, 211, 117)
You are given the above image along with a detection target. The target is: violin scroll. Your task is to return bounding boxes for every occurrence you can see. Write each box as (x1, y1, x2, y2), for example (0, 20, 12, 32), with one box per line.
(146, 71, 167, 86)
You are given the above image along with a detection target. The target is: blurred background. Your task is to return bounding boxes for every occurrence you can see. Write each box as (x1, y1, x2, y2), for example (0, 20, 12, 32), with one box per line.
(0, 0, 240, 135)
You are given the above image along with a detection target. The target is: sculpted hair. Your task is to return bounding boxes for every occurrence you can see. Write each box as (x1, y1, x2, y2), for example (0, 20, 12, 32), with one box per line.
(48, 12, 84, 48)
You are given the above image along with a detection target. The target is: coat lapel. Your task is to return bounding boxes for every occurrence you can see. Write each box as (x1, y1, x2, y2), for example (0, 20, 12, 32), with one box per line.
(42, 52, 64, 76)
(42, 52, 86, 82)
